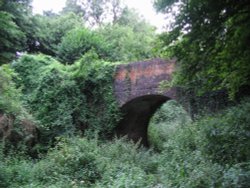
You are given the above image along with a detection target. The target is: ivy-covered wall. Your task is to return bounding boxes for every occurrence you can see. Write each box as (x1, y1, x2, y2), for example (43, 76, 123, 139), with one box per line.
(12, 53, 121, 147)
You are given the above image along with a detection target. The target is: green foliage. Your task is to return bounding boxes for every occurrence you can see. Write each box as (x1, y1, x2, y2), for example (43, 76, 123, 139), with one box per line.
(148, 100, 191, 151)
(71, 52, 121, 137)
(222, 163, 250, 187)
(0, 63, 38, 153)
(57, 23, 156, 63)
(0, 11, 26, 64)
(62, 0, 125, 26)
(1, 1, 249, 187)
(150, 98, 250, 167)
(12, 54, 59, 95)
(57, 5, 156, 63)
(149, 98, 250, 187)
(197, 98, 250, 164)
(0, 0, 38, 54)
(0, 137, 159, 187)
(1, 100, 250, 188)
(34, 12, 84, 56)
(29, 69, 83, 142)
(97, 24, 156, 62)
(154, 0, 250, 99)
(30, 137, 102, 187)
(12, 54, 120, 145)
(57, 27, 104, 64)
(0, 64, 22, 114)
(30, 5, 157, 64)
(117, 7, 155, 34)
(12, 54, 81, 143)
(62, 0, 84, 16)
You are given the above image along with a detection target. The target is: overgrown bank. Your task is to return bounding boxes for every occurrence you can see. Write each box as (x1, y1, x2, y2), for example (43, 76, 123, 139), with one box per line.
(0, 98, 250, 187)
(0, 53, 121, 152)
(1, 53, 249, 187)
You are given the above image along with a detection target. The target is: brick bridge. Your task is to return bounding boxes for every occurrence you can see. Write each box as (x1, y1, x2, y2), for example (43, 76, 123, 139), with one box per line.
(113, 58, 178, 146)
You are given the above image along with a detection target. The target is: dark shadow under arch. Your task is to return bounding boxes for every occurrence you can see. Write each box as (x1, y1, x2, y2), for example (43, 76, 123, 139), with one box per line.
(114, 95, 170, 146)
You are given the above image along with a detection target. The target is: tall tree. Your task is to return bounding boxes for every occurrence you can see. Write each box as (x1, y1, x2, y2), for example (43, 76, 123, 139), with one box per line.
(85, 0, 108, 26)
(154, 0, 250, 98)
(108, 0, 123, 24)
(97, 8, 156, 62)
(0, 11, 26, 65)
(62, 0, 125, 27)
(34, 12, 84, 56)
(0, 0, 33, 64)
(57, 27, 104, 64)
(117, 7, 156, 32)
(62, 0, 85, 16)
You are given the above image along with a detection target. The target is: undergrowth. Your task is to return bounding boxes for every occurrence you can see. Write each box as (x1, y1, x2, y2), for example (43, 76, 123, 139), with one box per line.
(148, 100, 191, 151)
(11, 53, 121, 148)
(0, 98, 249, 187)
(1, 53, 249, 187)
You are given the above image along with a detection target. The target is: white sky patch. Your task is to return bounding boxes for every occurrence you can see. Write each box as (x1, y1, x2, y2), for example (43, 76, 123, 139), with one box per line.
(124, 0, 166, 32)
(32, 0, 66, 14)
(32, 0, 167, 32)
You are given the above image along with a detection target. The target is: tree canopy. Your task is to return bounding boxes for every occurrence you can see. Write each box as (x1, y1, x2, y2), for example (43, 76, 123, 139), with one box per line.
(62, 0, 125, 26)
(0, 0, 34, 64)
(154, 0, 250, 98)
(34, 12, 84, 56)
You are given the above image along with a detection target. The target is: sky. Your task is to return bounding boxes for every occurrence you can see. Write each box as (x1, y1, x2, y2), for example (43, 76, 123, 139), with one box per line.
(32, 0, 167, 31)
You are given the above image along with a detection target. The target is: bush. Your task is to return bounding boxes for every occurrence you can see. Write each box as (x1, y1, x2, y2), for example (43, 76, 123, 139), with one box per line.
(148, 98, 250, 187)
(222, 162, 250, 187)
(12, 54, 80, 146)
(0, 64, 38, 153)
(28, 68, 84, 143)
(0, 137, 158, 187)
(12, 54, 58, 95)
(57, 27, 106, 64)
(148, 100, 191, 151)
(1, 96, 250, 188)
(12, 53, 120, 146)
(197, 98, 250, 164)
(0, 64, 22, 114)
(72, 52, 121, 138)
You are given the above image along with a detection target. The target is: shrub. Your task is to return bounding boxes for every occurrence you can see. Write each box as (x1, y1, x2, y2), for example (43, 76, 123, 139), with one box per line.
(28, 68, 84, 143)
(72, 52, 121, 138)
(0, 64, 38, 153)
(12, 53, 120, 146)
(147, 98, 250, 187)
(0, 137, 158, 187)
(0, 64, 22, 114)
(197, 98, 250, 164)
(222, 162, 250, 187)
(57, 27, 106, 64)
(1, 98, 250, 188)
(12, 54, 58, 96)
(148, 100, 191, 151)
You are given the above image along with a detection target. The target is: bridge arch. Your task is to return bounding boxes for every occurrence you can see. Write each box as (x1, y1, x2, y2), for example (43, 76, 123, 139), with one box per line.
(113, 59, 180, 146)
(114, 94, 171, 146)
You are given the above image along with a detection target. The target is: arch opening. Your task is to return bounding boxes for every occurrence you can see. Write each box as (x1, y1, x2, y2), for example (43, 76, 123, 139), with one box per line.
(114, 95, 170, 147)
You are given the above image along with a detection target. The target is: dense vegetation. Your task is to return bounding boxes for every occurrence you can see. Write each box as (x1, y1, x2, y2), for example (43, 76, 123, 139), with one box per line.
(154, 0, 250, 99)
(0, 0, 249, 187)
(1, 99, 249, 187)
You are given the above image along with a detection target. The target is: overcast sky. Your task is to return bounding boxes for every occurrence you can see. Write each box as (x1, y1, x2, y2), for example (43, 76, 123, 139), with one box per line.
(32, 0, 166, 31)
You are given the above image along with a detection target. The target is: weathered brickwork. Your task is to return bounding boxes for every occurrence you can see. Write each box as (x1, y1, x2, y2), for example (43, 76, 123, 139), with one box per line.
(113, 59, 177, 146)
(114, 58, 177, 106)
